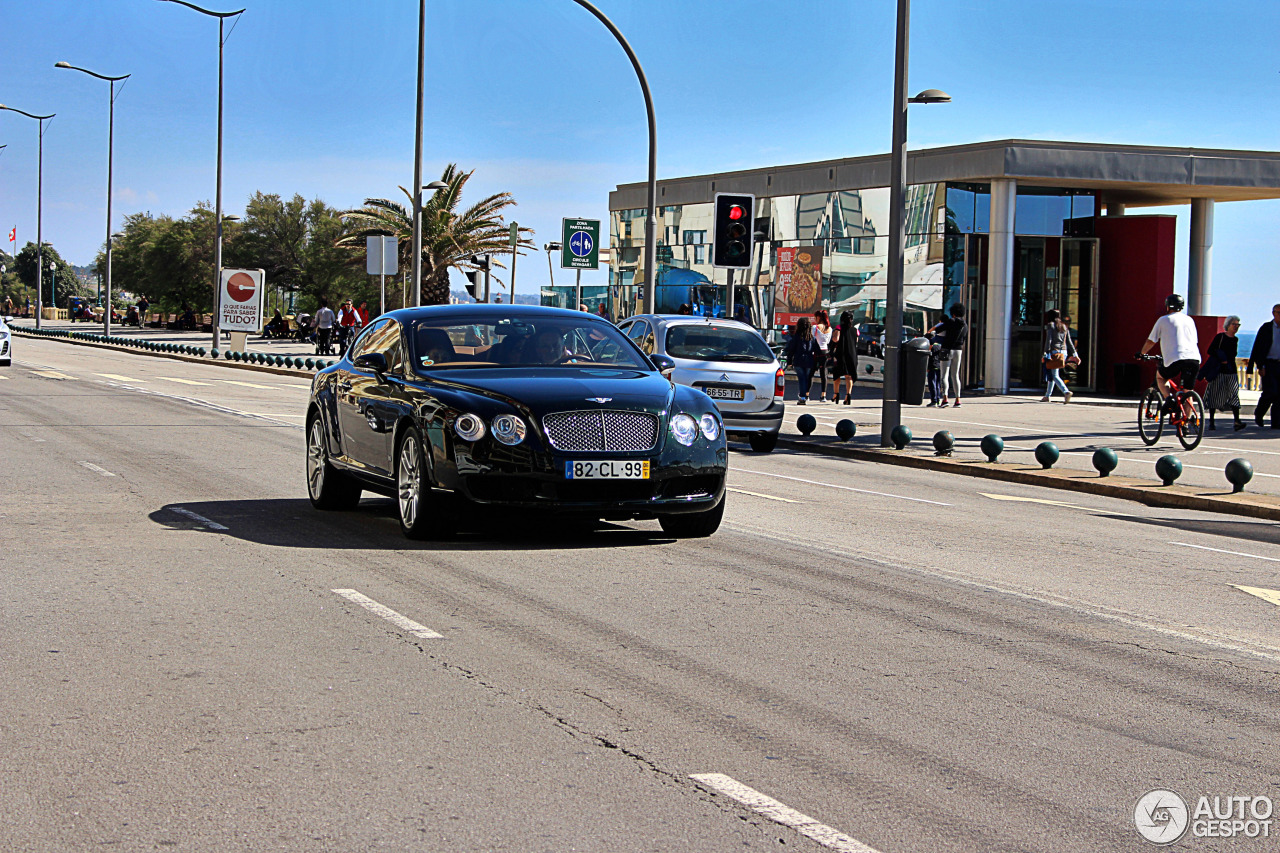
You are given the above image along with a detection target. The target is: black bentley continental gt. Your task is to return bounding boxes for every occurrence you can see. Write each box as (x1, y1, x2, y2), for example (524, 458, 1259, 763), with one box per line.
(305, 305, 728, 539)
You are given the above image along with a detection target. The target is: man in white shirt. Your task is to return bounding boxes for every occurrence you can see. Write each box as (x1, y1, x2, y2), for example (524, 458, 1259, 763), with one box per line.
(1140, 293, 1200, 412)
(314, 298, 336, 355)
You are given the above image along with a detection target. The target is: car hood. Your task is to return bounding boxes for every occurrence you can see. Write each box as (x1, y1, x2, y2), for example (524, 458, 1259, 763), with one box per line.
(422, 367, 676, 416)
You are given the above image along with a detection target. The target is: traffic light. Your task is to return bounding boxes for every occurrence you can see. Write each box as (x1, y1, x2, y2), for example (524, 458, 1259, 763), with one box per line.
(464, 270, 480, 299)
(712, 193, 755, 268)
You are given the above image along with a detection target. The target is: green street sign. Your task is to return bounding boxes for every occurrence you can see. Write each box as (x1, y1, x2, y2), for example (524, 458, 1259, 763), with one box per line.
(560, 217, 600, 270)
(509, 221, 519, 247)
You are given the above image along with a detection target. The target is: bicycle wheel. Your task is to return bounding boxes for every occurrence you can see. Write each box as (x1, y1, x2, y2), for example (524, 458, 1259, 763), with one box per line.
(1138, 386, 1164, 446)
(1176, 390, 1205, 451)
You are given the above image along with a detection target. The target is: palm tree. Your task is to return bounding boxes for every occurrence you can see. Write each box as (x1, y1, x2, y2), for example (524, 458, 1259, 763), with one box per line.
(337, 164, 532, 305)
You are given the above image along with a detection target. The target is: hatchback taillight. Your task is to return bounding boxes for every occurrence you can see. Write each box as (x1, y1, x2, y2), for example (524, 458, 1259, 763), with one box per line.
(774, 367, 785, 399)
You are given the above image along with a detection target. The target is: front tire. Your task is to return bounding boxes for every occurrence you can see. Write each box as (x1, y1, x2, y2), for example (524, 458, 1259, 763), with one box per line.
(396, 427, 453, 540)
(306, 413, 362, 510)
(1138, 387, 1164, 446)
(748, 432, 778, 453)
(658, 495, 725, 538)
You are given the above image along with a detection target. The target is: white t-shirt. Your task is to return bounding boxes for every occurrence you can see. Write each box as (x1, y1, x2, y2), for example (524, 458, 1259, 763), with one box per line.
(1147, 312, 1199, 366)
(315, 306, 336, 330)
(813, 324, 832, 350)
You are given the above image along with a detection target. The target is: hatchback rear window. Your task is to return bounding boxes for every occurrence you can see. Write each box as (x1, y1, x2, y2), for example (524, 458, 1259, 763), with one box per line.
(664, 324, 774, 363)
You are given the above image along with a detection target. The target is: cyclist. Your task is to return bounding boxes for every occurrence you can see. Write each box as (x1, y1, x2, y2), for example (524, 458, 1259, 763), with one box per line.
(1139, 293, 1200, 415)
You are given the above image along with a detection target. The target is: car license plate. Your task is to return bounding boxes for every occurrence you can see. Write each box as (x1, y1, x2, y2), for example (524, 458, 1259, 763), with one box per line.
(565, 460, 650, 479)
(704, 387, 745, 401)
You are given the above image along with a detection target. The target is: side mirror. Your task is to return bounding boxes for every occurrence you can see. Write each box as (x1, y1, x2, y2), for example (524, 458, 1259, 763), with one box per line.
(650, 353, 676, 379)
(353, 351, 388, 377)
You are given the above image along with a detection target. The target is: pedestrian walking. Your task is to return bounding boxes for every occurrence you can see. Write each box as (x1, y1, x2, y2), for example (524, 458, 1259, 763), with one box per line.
(931, 303, 967, 407)
(1247, 304, 1280, 428)
(785, 317, 821, 405)
(3, 296, 12, 317)
(831, 311, 860, 405)
(357, 301, 370, 326)
(314, 298, 336, 356)
(812, 309, 833, 401)
(595, 302, 612, 322)
(1201, 315, 1244, 431)
(136, 295, 150, 327)
(1040, 309, 1079, 403)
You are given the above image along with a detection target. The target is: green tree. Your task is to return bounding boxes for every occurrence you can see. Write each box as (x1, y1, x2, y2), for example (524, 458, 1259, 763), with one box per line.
(337, 164, 531, 305)
(13, 242, 82, 309)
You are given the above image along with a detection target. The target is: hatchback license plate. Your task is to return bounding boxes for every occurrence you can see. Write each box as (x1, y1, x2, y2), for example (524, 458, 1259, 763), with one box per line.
(704, 387, 745, 401)
(565, 460, 650, 479)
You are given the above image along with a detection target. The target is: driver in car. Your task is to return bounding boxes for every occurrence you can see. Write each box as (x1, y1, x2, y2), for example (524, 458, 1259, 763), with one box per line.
(528, 329, 573, 364)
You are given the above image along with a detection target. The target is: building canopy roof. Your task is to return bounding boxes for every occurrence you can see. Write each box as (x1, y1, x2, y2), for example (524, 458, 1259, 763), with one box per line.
(610, 139, 1280, 211)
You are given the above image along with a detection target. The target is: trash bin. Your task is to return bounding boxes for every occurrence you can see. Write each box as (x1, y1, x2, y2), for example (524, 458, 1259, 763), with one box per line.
(899, 336, 931, 405)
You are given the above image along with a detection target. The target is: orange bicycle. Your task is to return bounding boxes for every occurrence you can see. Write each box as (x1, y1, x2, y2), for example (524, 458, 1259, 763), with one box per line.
(1136, 354, 1204, 450)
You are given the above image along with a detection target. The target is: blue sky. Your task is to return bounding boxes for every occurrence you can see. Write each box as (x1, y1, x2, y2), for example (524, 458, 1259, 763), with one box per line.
(2, 0, 1279, 320)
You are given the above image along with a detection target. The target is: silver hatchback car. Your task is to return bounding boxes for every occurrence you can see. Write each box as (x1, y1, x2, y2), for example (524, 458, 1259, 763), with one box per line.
(618, 315, 784, 452)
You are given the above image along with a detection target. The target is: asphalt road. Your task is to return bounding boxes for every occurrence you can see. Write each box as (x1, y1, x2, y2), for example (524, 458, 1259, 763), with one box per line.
(3, 337, 1280, 852)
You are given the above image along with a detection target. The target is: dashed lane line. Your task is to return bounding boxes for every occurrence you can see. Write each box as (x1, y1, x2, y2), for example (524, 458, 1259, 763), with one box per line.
(1174, 542, 1280, 565)
(77, 461, 116, 477)
(168, 507, 229, 531)
(218, 379, 278, 390)
(726, 487, 798, 503)
(157, 376, 212, 386)
(32, 370, 71, 380)
(96, 373, 140, 382)
(1233, 585, 1280, 608)
(734, 468, 951, 506)
(690, 773, 882, 853)
(331, 589, 443, 639)
(981, 492, 1090, 510)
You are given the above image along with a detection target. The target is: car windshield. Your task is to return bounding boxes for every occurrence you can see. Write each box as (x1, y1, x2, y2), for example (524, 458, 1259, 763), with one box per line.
(408, 315, 649, 374)
(664, 323, 775, 363)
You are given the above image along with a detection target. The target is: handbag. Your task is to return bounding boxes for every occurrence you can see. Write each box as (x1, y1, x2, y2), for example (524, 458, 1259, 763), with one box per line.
(1065, 354, 1082, 367)
(1044, 351, 1067, 370)
(1196, 358, 1221, 383)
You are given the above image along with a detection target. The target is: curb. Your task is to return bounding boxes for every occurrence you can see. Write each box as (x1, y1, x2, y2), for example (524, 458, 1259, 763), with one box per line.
(11, 327, 320, 379)
(773, 435, 1280, 522)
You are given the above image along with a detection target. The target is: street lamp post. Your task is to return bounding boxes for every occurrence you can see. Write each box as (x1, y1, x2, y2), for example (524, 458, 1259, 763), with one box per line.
(544, 242, 561, 293)
(570, 0, 657, 316)
(56, 62, 130, 339)
(409, 0, 428, 307)
(0, 105, 55, 330)
(155, 0, 246, 351)
(48, 259, 56, 310)
(879, 0, 949, 447)
(415, 181, 448, 304)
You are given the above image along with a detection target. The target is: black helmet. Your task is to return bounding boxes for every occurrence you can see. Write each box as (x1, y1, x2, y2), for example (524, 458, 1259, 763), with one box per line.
(1165, 293, 1185, 312)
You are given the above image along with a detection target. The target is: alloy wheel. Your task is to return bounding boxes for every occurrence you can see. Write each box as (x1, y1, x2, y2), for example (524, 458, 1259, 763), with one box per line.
(307, 420, 326, 499)
(398, 438, 421, 529)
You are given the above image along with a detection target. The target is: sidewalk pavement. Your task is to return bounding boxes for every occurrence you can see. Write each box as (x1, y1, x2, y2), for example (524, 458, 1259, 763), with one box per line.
(28, 318, 335, 360)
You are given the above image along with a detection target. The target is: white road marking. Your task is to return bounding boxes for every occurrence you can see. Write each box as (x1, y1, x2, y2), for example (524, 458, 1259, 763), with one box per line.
(734, 468, 951, 506)
(981, 492, 1088, 510)
(690, 773, 882, 853)
(331, 589, 443, 639)
(218, 379, 276, 390)
(726, 487, 798, 503)
(1233, 585, 1280, 608)
(77, 461, 116, 477)
(1173, 542, 1280, 564)
(157, 376, 212, 386)
(0, 374, 9, 380)
(33, 370, 70, 380)
(729, 521, 1280, 663)
(242, 412, 306, 419)
(168, 507, 229, 531)
(96, 373, 139, 382)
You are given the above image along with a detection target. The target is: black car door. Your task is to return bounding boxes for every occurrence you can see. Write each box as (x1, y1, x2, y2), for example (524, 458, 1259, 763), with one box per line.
(336, 320, 394, 475)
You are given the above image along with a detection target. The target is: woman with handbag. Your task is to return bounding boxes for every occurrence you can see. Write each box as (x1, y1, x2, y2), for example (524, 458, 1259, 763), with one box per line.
(1201, 315, 1244, 430)
(1040, 309, 1078, 403)
(785, 317, 822, 405)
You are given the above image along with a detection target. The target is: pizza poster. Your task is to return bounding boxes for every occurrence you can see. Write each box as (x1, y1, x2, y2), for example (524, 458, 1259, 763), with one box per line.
(773, 245, 823, 329)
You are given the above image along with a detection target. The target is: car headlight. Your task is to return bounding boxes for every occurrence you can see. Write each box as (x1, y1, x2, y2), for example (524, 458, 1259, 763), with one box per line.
(670, 413, 698, 446)
(491, 414, 526, 446)
(454, 412, 486, 442)
(699, 413, 720, 441)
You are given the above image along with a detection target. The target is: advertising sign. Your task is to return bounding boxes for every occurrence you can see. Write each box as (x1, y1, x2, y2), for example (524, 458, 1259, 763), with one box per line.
(561, 218, 601, 270)
(773, 246, 823, 329)
(218, 268, 265, 332)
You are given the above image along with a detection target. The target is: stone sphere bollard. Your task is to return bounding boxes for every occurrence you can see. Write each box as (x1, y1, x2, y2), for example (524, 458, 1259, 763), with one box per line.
(835, 419, 856, 441)
(304, 358, 315, 370)
(797, 413, 817, 435)
(1092, 448, 1119, 477)
(1035, 441, 1059, 469)
(1225, 458, 1253, 493)
(210, 348, 220, 360)
(1155, 454, 1183, 486)
(890, 424, 912, 450)
(932, 430, 954, 456)
(980, 434, 1004, 462)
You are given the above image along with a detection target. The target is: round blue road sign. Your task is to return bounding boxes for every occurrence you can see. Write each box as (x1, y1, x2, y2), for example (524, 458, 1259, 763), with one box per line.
(569, 230, 593, 257)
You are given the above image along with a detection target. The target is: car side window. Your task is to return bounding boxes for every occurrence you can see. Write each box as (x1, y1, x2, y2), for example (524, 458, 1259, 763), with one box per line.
(626, 320, 655, 353)
(355, 320, 405, 375)
(350, 320, 390, 361)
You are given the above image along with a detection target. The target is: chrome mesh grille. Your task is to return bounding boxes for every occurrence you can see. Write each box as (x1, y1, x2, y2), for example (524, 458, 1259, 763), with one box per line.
(543, 410, 659, 453)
